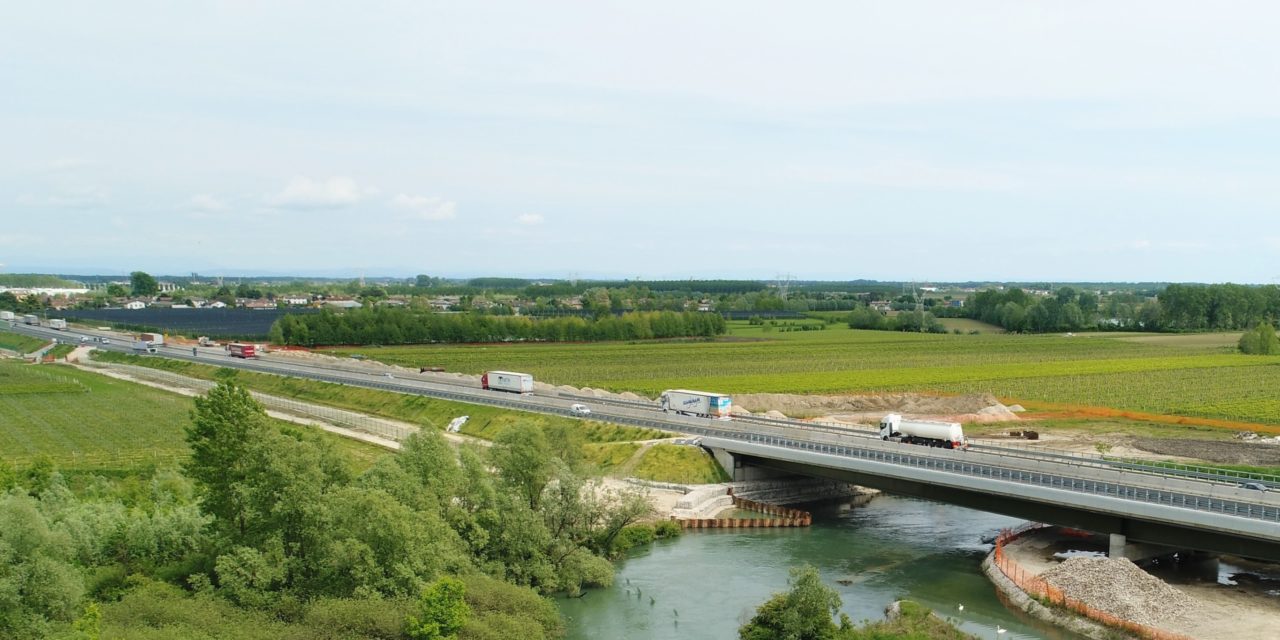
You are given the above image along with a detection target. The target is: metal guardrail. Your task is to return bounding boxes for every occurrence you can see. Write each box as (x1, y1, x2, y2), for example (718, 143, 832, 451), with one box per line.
(27, 324, 1279, 529)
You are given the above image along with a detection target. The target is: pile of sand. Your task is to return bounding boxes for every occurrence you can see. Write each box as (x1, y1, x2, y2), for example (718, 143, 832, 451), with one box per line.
(736, 391, 1018, 422)
(1040, 557, 1196, 629)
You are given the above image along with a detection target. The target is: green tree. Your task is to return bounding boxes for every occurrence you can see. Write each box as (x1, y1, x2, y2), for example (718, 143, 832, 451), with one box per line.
(1239, 322, 1280, 355)
(490, 425, 554, 510)
(739, 565, 844, 640)
(0, 492, 85, 639)
(130, 271, 160, 297)
(185, 381, 269, 537)
(105, 284, 128, 298)
(406, 576, 470, 640)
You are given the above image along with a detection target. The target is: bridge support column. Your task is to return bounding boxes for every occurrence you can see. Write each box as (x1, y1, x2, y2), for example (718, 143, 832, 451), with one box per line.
(1109, 533, 1127, 559)
(705, 447, 797, 481)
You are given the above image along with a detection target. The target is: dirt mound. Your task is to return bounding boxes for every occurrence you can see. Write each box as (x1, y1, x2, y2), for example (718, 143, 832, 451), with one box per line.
(1132, 438, 1280, 466)
(735, 392, 1013, 420)
(1040, 556, 1196, 629)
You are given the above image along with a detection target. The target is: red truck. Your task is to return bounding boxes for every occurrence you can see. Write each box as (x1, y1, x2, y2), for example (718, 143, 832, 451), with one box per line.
(228, 343, 257, 358)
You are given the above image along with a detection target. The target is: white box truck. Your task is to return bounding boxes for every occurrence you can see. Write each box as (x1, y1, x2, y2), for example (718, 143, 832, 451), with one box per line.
(879, 413, 966, 449)
(482, 371, 534, 394)
(139, 332, 164, 346)
(0, 311, 14, 321)
(22, 314, 39, 325)
(659, 389, 733, 418)
(49, 319, 68, 330)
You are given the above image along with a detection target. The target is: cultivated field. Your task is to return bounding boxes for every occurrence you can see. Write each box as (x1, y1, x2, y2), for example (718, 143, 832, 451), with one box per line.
(0, 360, 389, 472)
(331, 323, 1280, 425)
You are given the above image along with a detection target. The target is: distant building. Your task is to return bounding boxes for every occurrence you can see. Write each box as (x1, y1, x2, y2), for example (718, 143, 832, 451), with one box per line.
(208, 300, 228, 309)
(324, 299, 362, 309)
(124, 300, 147, 310)
(282, 296, 311, 306)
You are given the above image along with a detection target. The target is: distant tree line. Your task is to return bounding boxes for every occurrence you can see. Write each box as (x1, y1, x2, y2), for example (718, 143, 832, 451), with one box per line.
(269, 308, 727, 346)
(960, 283, 1280, 333)
(846, 307, 949, 333)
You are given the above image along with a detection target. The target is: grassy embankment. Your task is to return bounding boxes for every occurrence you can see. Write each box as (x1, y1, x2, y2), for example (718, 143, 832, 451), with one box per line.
(329, 322, 1280, 429)
(0, 359, 389, 475)
(0, 329, 49, 353)
(87, 351, 729, 482)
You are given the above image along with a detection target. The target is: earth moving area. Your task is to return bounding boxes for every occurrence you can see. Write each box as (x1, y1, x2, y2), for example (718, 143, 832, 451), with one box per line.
(999, 527, 1280, 640)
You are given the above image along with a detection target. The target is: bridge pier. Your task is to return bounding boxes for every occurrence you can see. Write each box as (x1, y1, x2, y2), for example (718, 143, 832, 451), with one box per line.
(708, 447, 797, 481)
(1109, 533, 1127, 560)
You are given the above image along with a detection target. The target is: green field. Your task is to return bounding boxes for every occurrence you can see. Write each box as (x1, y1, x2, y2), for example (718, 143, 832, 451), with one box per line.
(0, 330, 48, 354)
(0, 360, 390, 473)
(330, 323, 1280, 425)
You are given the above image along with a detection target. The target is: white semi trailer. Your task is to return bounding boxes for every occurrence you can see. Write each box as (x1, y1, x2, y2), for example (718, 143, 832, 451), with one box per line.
(482, 371, 534, 394)
(659, 389, 733, 418)
(879, 413, 966, 449)
(49, 319, 68, 330)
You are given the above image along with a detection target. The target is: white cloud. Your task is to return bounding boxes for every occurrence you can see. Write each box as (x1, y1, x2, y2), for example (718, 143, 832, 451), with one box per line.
(517, 213, 544, 225)
(187, 194, 226, 212)
(15, 189, 107, 208)
(268, 176, 370, 209)
(391, 194, 457, 220)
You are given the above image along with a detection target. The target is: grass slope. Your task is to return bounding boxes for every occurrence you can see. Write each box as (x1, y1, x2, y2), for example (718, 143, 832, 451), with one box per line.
(0, 330, 49, 353)
(0, 360, 389, 473)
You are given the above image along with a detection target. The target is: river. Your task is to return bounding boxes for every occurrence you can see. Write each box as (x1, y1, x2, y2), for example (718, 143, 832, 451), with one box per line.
(561, 494, 1086, 640)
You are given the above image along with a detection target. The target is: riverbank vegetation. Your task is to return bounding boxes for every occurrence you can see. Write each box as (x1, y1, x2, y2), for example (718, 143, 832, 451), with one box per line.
(2, 380, 661, 638)
(739, 565, 977, 640)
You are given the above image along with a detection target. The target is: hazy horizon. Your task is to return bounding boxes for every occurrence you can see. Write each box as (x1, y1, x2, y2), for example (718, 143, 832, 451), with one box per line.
(5, 2, 1280, 283)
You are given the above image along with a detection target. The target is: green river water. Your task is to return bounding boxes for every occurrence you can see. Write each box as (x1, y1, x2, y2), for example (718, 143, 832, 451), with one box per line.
(561, 494, 1087, 640)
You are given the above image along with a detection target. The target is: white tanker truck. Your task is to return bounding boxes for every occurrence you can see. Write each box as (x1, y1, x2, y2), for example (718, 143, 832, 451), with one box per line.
(879, 413, 966, 449)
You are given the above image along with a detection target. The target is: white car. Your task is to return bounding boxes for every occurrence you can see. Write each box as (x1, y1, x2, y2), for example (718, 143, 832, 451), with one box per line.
(570, 403, 591, 416)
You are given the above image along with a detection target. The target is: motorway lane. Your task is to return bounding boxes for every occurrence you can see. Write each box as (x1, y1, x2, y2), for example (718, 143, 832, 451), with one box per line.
(10, 322, 1280, 524)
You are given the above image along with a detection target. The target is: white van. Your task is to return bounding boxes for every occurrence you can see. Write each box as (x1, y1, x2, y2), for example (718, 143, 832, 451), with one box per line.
(570, 403, 591, 416)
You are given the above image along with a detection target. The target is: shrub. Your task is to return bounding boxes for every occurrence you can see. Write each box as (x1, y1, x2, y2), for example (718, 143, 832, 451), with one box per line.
(611, 524, 656, 555)
(653, 520, 681, 539)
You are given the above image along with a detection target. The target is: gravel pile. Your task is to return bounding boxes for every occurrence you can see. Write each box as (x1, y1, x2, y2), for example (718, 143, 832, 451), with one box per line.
(1040, 557, 1196, 629)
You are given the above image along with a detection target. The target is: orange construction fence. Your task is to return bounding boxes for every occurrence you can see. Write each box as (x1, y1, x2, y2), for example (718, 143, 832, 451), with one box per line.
(993, 526, 1194, 640)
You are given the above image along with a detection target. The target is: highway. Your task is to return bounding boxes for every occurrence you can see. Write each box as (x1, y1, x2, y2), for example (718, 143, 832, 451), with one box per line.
(9, 322, 1280, 558)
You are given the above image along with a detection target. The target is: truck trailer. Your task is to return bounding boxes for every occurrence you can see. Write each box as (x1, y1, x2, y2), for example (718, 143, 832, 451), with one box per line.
(139, 332, 164, 346)
(879, 413, 966, 449)
(659, 389, 733, 418)
(22, 314, 38, 325)
(49, 319, 67, 330)
(0, 311, 14, 321)
(228, 343, 256, 358)
(481, 371, 534, 394)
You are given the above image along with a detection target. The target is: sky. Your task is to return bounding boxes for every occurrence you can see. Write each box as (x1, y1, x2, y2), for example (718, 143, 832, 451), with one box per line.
(3, 1, 1279, 283)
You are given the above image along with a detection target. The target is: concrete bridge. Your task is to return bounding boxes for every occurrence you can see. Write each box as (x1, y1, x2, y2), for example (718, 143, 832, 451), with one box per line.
(12, 322, 1280, 562)
(697, 427, 1280, 562)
